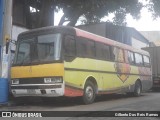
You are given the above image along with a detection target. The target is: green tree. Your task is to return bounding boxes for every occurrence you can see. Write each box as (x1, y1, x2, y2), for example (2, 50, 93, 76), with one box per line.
(56, 0, 143, 26)
(147, 0, 160, 19)
(13, 0, 160, 28)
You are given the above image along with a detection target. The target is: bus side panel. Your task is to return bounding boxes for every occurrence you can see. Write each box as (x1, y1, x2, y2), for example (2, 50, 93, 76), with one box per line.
(64, 58, 100, 97)
(138, 67, 152, 91)
(63, 58, 152, 97)
(63, 57, 139, 96)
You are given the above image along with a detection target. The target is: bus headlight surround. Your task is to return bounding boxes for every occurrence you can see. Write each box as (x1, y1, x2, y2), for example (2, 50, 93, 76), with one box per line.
(12, 79, 19, 84)
(44, 77, 63, 83)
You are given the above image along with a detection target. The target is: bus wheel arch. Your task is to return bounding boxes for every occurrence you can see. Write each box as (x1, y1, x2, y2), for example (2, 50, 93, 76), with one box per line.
(134, 79, 142, 97)
(82, 76, 98, 104)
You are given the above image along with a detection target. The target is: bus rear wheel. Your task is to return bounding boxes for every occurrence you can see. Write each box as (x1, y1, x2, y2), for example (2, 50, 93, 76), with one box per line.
(134, 81, 142, 97)
(82, 81, 96, 104)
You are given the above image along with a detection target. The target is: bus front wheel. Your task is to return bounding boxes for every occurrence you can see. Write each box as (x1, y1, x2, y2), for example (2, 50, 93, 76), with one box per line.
(82, 81, 96, 104)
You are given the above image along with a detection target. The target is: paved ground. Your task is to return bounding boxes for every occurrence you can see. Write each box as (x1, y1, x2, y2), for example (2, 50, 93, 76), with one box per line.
(0, 90, 160, 120)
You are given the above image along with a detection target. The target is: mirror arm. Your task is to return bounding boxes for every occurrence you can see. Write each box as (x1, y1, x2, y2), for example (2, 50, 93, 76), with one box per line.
(5, 39, 16, 54)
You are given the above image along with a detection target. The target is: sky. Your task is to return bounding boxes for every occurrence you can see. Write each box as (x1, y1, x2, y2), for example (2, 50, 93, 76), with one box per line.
(100, 7, 160, 31)
(126, 8, 160, 31)
(54, 1, 160, 32)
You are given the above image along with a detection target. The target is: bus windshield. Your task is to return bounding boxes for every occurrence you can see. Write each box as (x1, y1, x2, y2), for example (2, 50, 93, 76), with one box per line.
(13, 33, 62, 66)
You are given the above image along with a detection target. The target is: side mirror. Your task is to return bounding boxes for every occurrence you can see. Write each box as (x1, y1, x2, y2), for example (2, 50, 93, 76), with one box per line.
(6, 39, 10, 54)
(5, 39, 17, 54)
(10, 40, 17, 45)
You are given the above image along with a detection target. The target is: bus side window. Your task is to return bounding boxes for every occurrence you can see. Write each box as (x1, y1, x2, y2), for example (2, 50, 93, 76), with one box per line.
(124, 50, 129, 63)
(128, 51, 135, 65)
(77, 37, 95, 58)
(113, 47, 125, 62)
(77, 38, 87, 57)
(64, 35, 76, 56)
(135, 53, 143, 66)
(87, 39, 95, 58)
(96, 42, 111, 60)
(143, 55, 150, 67)
(110, 46, 115, 61)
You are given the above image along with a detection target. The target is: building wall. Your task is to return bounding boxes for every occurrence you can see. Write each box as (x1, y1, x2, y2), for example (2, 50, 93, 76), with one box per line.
(10, 25, 28, 63)
(11, 25, 28, 50)
(78, 23, 149, 49)
(140, 31, 160, 46)
(140, 31, 160, 42)
(78, 23, 106, 37)
(131, 37, 149, 49)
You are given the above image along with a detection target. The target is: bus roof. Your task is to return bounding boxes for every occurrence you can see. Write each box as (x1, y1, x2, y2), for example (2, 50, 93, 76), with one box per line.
(18, 26, 149, 56)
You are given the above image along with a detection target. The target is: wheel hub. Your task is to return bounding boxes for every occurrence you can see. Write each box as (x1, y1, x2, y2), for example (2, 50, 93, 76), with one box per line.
(86, 86, 93, 100)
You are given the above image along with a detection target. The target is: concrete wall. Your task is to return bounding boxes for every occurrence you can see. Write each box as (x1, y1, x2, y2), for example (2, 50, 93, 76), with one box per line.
(78, 23, 149, 49)
(140, 31, 160, 42)
(11, 25, 28, 50)
(10, 25, 28, 63)
(12, 25, 28, 41)
(78, 23, 106, 37)
(131, 37, 149, 49)
(140, 31, 160, 46)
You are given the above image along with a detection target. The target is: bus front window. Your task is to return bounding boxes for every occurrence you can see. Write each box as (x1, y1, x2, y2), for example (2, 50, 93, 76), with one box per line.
(37, 34, 61, 62)
(14, 33, 62, 66)
(15, 39, 34, 65)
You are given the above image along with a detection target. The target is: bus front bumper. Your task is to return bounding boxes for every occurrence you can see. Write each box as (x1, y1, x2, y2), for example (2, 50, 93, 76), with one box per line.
(11, 84, 64, 97)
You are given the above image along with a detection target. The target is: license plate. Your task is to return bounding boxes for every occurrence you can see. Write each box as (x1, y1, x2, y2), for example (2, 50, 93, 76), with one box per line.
(27, 89, 36, 94)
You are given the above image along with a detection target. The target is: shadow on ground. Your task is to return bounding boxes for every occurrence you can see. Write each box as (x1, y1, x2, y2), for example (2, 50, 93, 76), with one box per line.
(8, 93, 146, 108)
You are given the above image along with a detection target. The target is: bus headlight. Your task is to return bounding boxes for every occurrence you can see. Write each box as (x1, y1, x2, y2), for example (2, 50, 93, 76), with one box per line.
(44, 77, 63, 83)
(12, 79, 19, 84)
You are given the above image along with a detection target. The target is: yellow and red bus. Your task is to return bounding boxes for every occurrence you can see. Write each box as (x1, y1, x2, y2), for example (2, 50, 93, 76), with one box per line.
(11, 26, 152, 104)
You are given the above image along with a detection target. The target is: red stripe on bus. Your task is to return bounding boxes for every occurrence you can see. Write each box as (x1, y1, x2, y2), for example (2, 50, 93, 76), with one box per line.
(75, 28, 114, 46)
(64, 86, 83, 97)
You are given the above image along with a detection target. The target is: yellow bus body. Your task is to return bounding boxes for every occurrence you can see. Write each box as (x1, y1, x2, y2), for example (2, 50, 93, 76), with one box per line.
(10, 26, 152, 104)
(11, 63, 64, 78)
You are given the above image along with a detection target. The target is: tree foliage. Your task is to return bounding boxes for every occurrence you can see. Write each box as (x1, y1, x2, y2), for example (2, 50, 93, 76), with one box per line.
(147, 0, 160, 19)
(56, 0, 143, 26)
(13, 0, 160, 28)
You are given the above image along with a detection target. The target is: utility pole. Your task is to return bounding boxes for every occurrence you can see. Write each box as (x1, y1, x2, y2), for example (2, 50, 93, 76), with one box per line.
(0, 0, 12, 104)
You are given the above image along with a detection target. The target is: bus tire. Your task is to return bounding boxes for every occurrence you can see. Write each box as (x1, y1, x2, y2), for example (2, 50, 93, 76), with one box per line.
(82, 81, 96, 104)
(134, 81, 142, 97)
